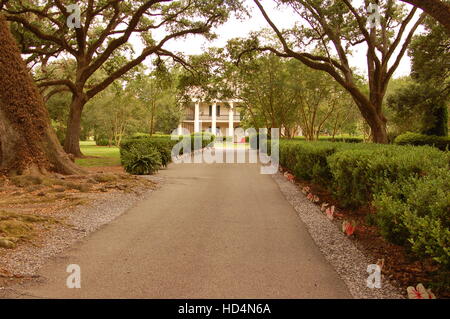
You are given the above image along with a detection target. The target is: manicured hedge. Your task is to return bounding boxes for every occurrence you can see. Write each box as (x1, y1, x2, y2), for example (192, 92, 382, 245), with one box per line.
(394, 132, 450, 151)
(279, 139, 449, 267)
(120, 133, 215, 175)
(292, 136, 363, 143)
(279, 140, 381, 187)
(95, 138, 110, 146)
(328, 145, 447, 207)
(280, 141, 336, 185)
(191, 132, 216, 149)
(373, 168, 450, 267)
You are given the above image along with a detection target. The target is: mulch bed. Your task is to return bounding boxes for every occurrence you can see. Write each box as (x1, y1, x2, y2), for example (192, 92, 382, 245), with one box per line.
(280, 168, 449, 299)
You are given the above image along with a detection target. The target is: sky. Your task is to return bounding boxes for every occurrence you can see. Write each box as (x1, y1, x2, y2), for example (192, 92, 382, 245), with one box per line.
(131, 0, 420, 78)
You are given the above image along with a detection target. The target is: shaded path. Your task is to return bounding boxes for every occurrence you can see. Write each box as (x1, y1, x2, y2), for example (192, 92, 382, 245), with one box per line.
(9, 159, 351, 298)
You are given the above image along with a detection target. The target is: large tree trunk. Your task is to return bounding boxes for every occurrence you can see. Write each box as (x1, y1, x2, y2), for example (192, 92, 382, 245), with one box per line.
(350, 88, 389, 143)
(400, 0, 450, 33)
(361, 106, 388, 143)
(370, 118, 388, 143)
(0, 14, 85, 176)
(64, 95, 86, 157)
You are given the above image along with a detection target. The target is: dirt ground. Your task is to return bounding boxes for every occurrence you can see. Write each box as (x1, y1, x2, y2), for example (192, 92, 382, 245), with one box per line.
(0, 166, 156, 288)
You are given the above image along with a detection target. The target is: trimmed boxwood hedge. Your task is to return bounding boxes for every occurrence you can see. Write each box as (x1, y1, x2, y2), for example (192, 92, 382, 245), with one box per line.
(394, 132, 450, 151)
(279, 139, 450, 267)
(372, 167, 450, 267)
(327, 145, 447, 207)
(292, 136, 363, 143)
(95, 138, 110, 146)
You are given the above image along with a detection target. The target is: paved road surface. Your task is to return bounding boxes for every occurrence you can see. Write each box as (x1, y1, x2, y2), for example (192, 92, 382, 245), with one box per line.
(10, 156, 351, 298)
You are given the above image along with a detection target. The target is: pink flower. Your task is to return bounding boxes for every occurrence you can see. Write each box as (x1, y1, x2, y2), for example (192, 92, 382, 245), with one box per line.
(284, 172, 295, 182)
(342, 220, 356, 236)
(326, 206, 335, 220)
(407, 284, 436, 299)
(307, 193, 314, 201)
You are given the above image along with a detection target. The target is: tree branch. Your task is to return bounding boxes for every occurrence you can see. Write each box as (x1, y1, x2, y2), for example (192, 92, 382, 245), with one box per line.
(385, 12, 426, 86)
(37, 79, 77, 95)
(400, 0, 450, 32)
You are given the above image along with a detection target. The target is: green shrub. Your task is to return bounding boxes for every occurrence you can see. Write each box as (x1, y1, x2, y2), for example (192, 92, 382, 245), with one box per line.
(394, 132, 450, 151)
(191, 132, 216, 149)
(290, 136, 363, 143)
(278, 140, 376, 184)
(327, 145, 447, 207)
(318, 136, 363, 143)
(120, 133, 215, 172)
(371, 187, 412, 246)
(128, 133, 173, 140)
(281, 142, 336, 184)
(141, 138, 173, 167)
(152, 140, 172, 168)
(121, 138, 172, 168)
(95, 138, 110, 146)
(279, 142, 447, 207)
(121, 143, 162, 175)
(278, 139, 449, 268)
(373, 168, 450, 267)
(129, 133, 151, 139)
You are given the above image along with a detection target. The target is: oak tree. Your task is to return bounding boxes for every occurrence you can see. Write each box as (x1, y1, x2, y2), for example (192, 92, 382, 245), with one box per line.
(249, 0, 425, 143)
(0, 14, 84, 175)
(400, 0, 450, 32)
(2, 0, 242, 156)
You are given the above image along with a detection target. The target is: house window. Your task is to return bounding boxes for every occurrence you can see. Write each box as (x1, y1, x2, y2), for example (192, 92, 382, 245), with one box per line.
(209, 105, 221, 117)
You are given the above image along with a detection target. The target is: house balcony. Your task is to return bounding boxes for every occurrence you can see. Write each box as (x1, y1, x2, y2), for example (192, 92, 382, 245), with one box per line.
(183, 114, 241, 122)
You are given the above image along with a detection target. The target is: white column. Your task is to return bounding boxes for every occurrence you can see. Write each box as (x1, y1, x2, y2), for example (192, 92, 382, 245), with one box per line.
(212, 103, 217, 135)
(177, 123, 182, 136)
(228, 102, 234, 138)
(194, 102, 200, 133)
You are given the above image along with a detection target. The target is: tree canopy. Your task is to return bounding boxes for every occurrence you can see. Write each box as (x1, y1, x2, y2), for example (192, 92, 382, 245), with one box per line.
(232, 0, 425, 143)
(2, 0, 243, 155)
(399, 0, 450, 32)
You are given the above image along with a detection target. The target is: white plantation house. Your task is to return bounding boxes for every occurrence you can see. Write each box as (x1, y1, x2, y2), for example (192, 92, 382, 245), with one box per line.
(177, 99, 242, 137)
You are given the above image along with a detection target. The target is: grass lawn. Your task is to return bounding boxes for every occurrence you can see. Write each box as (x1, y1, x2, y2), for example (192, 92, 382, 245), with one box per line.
(76, 141, 121, 167)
